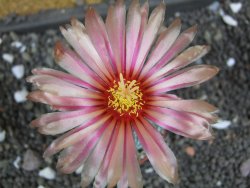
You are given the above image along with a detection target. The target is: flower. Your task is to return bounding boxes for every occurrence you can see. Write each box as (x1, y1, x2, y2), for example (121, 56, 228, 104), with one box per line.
(27, 0, 219, 187)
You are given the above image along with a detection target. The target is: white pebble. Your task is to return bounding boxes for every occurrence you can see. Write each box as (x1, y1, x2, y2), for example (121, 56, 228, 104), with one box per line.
(0, 130, 6, 142)
(216, 180, 222, 186)
(222, 14, 238, 26)
(212, 120, 231, 130)
(0, 38, 2, 45)
(227, 57, 236, 67)
(2, 53, 14, 64)
(39, 167, 56, 180)
(11, 41, 23, 48)
(20, 46, 26, 53)
(37, 186, 45, 188)
(14, 88, 28, 103)
(230, 2, 242, 13)
(13, 156, 21, 169)
(145, 168, 154, 174)
(12, 65, 25, 79)
(208, 1, 220, 12)
(75, 165, 83, 175)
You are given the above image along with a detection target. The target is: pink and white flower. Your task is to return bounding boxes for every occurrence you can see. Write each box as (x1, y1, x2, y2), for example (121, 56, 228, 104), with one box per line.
(27, 0, 219, 187)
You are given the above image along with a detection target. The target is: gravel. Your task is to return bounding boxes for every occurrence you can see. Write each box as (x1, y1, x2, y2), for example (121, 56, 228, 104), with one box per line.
(0, 0, 250, 187)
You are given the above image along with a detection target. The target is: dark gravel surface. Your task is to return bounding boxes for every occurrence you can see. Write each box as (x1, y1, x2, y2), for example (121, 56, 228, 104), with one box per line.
(0, 0, 250, 187)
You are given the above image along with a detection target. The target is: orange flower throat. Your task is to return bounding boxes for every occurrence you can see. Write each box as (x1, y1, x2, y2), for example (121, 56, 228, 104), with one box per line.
(107, 73, 145, 117)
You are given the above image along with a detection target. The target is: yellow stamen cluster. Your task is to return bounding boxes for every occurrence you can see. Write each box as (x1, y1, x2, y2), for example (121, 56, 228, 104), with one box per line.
(107, 73, 144, 116)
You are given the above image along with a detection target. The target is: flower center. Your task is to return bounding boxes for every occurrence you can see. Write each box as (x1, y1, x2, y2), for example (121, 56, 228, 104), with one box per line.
(107, 73, 144, 117)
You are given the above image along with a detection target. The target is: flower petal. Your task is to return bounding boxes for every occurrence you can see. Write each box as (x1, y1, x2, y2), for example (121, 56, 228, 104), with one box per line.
(142, 45, 210, 86)
(27, 91, 104, 107)
(32, 68, 92, 89)
(125, 121, 143, 188)
(144, 107, 213, 140)
(57, 117, 112, 174)
(43, 114, 111, 158)
(145, 65, 219, 94)
(81, 119, 116, 187)
(54, 42, 106, 90)
(106, 0, 126, 74)
(60, 22, 113, 83)
(139, 18, 181, 79)
(125, 0, 141, 76)
(141, 25, 198, 80)
(27, 74, 103, 99)
(38, 109, 105, 135)
(85, 8, 117, 76)
(133, 118, 179, 184)
(131, 2, 166, 78)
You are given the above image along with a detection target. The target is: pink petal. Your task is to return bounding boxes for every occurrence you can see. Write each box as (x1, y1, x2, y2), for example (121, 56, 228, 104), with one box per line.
(85, 8, 117, 76)
(139, 18, 181, 79)
(27, 91, 104, 107)
(43, 114, 111, 158)
(54, 42, 107, 90)
(106, 121, 125, 187)
(131, 2, 166, 78)
(57, 117, 112, 174)
(141, 25, 198, 81)
(94, 121, 120, 188)
(27, 74, 103, 99)
(32, 68, 93, 89)
(60, 23, 113, 83)
(81, 119, 116, 187)
(38, 109, 105, 135)
(125, 0, 141, 77)
(144, 107, 213, 140)
(133, 118, 179, 184)
(106, 0, 126, 74)
(148, 99, 217, 113)
(124, 121, 143, 188)
(145, 65, 219, 94)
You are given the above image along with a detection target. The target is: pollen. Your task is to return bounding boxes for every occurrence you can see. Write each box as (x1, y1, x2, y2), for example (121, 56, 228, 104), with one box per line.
(107, 73, 144, 116)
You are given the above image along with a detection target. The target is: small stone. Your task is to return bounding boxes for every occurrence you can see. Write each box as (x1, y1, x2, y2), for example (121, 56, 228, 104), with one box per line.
(14, 88, 28, 103)
(208, 1, 220, 12)
(145, 167, 154, 174)
(11, 65, 25, 79)
(185, 146, 196, 157)
(39, 167, 56, 180)
(75, 165, 83, 175)
(0, 38, 2, 45)
(227, 57, 236, 67)
(212, 120, 231, 129)
(0, 130, 6, 142)
(216, 180, 222, 186)
(229, 2, 242, 13)
(13, 156, 21, 169)
(240, 159, 250, 177)
(11, 41, 23, 48)
(2, 53, 14, 64)
(221, 14, 238, 27)
(20, 46, 27, 53)
(22, 149, 41, 171)
(37, 186, 45, 188)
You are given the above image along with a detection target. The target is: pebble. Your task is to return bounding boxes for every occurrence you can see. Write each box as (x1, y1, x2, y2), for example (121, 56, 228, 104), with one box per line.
(185, 146, 196, 157)
(212, 120, 231, 129)
(229, 2, 242, 13)
(0, 38, 2, 45)
(0, 130, 6, 142)
(145, 168, 154, 174)
(13, 156, 21, 169)
(38, 167, 56, 180)
(216, 180, 222, 186)
(2, 53, 14, 64)
(227, 57, 236, 67)
(11, 65, 25, 79)
(14, 88, 28, 103)
(37, 186, 45, 188)
(240, 158, 250, 177)
(11, 41, 23, 48)
(221, 14, 238, 27)
(208, 1, 220, 12)
(75, 165, 83, 175)
(22, 149, 41, 171)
